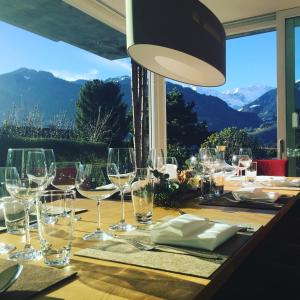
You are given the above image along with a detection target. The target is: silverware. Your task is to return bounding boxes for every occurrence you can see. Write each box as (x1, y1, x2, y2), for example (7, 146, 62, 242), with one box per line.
(126, 239, 223, 260)
(0, 264, 23, 293)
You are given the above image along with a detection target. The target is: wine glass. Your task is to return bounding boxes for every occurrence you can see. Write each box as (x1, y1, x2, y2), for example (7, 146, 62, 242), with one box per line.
(0, 167, 16, 254)
(146, 149, 166, 170)
(156, 157, 178, 179)
(107, 148, 136, 232)
(44, 149, 56, 188)
(199, 148, 217, 173)
(5, 148, 47, 261)
(52, 161, 80, 219)
(239, 148, 252, 160)
(76, 163, 118, 240)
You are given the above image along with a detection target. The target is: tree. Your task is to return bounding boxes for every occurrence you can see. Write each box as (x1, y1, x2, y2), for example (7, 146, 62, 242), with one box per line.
(75, 80, 129, 145)
(167, 89, 209, 147)
(201, 127, 261, 161)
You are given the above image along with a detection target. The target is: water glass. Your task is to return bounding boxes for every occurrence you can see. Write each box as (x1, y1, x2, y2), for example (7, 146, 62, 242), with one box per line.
(212, 171, 225, 196)
(245, 162, 257, 183)
(3, 198, 25, 235)
(131, 169, 154, 224)
(37, 190, 75, 267)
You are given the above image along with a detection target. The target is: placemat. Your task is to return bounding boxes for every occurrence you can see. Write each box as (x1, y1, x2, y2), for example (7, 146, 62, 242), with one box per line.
(75, 230, 253, 279)
(197, 192, 291, 210)
(0, 259, 77, 299)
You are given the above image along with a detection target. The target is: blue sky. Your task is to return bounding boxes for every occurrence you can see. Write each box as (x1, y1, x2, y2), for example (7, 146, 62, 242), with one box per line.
(0, 20, 284, 91)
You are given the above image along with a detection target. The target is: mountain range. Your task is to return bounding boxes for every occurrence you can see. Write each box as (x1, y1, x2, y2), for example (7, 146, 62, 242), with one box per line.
(0, 68, 264, 132)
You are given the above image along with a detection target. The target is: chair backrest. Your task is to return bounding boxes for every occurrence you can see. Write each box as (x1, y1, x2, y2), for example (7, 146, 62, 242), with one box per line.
(256, 159, 288, 176)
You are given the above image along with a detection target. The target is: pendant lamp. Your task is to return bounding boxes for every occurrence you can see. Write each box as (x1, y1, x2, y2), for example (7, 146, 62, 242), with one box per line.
(126, 0, 226, 86)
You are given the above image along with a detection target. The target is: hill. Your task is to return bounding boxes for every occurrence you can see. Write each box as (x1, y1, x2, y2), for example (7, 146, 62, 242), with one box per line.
(0, 68, 262, 132)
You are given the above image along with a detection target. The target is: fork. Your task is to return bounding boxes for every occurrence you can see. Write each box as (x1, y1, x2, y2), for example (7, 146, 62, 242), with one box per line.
(126, 239, 224, 260)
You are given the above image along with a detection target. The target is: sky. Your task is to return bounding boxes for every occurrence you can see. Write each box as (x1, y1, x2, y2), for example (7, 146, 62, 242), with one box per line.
(0, 20, 294, 92)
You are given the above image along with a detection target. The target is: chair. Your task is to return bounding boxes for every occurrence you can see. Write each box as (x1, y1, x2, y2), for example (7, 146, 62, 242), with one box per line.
(256, 159, 288, 176)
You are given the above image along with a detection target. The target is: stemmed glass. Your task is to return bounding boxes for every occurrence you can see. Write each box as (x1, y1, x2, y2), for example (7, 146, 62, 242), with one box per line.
(5, 148, 47, 260)
(0, 167, 16, 254)
(52, 162, 80, 219)
(239, 148, 252, 159)
(44, 149, 56, 188)
(156, 157, 178, 179)
(146, 149, 166, 170)
(107, 148, 136, 232)
(76, 163, 118, 240)
(239, 148, 252, 172)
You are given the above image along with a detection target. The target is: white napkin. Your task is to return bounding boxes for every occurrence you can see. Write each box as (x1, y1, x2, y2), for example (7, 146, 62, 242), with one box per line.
(232, 187, 280, 202)
(150, 214, 239, 251)
(269, 177, 300, 187)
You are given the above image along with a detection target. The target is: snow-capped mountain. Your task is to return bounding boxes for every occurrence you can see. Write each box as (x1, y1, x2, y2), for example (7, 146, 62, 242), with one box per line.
(195, 84, 274, 109)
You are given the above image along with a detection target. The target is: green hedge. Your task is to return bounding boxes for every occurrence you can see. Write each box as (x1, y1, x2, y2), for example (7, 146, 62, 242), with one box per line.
(0, 136, 107, 165)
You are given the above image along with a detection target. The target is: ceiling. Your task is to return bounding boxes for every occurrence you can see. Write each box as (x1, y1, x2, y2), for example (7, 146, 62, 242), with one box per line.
(96, 0, 300, 23)
(0, 0, 127, 59)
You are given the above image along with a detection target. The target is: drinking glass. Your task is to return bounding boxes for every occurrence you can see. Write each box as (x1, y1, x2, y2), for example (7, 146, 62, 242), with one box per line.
(44, 149, 56, 188)
(245, 162, 257, 183)
(107, 148, 136, 232)
(6, 148, 47, 260)
(131, 168, 154, 224)
(146, 149, 166, 170)
(156, 157, 178, 179)
(37, 190, 75, 267)
(0, 167, 15, 253)
(238, 155, 252, 171)
(239, 148, 252, 160)
(231, 154, 241, 175)
(52, 162, 80, 219)
(76, 163, 118, 240)
(199, 148, 217, 173)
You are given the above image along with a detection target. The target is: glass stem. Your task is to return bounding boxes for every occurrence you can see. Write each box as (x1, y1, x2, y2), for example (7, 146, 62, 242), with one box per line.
(96, 200, 101, 231)
(120, 190, 125, 224)
(24, 203, 32, 250)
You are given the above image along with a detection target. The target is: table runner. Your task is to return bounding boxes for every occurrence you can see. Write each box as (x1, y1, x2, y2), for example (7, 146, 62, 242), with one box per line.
(75, 229, 254, 279)
(0, 259, 76, 300)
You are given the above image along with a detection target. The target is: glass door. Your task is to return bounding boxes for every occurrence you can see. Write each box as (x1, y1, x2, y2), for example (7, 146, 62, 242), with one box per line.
(286, 17, 300, 176)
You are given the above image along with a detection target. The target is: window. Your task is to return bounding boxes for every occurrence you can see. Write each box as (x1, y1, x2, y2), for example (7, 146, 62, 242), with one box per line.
(166, 31, 277, 163)
(0, 20, 133, 163)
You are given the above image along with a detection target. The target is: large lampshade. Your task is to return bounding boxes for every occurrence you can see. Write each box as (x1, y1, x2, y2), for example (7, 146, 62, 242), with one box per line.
(126, 0, 226, 86)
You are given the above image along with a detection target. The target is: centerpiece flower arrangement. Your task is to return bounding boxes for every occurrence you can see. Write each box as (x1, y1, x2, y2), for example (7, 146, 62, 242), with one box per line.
(152, 168, 202, 208)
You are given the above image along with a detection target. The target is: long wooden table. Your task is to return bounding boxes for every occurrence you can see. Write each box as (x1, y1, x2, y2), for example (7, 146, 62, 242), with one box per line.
(0, 183, 299, 300)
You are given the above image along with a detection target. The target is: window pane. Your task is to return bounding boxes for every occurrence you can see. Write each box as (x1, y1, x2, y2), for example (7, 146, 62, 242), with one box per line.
(0, 21, 133, 163)
(166, 31, 277, 164)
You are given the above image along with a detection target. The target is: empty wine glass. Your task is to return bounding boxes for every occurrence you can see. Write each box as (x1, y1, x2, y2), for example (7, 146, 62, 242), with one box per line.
(239, 148, 252, 160)
(6, 148, 47, 261)
(0, 167, 16, 254)
(76, 163, 118, 240)
(107, 148, 136, 232)
(44, 149, 56, 188)
(146, 149, 166, 170)
(52, 161, 80, 219)
(156, 157, 178, 179)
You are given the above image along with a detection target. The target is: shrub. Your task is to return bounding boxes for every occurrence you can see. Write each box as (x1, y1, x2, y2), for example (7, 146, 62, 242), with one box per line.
(0, 136, 107, 165)
(201, 127, 262, 161)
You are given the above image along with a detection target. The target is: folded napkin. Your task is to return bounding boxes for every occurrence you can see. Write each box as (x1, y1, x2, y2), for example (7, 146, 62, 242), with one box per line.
(150, 214, 239, 251)
(232, 187, 280, 203)
(269, 177, 300, 187)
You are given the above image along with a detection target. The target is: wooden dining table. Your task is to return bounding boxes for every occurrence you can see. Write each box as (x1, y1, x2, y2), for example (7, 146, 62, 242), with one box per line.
(0, 181, 299, 300)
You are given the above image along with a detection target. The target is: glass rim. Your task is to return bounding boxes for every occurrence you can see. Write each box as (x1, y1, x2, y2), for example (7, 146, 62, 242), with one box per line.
(8, 148, 44, 151)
